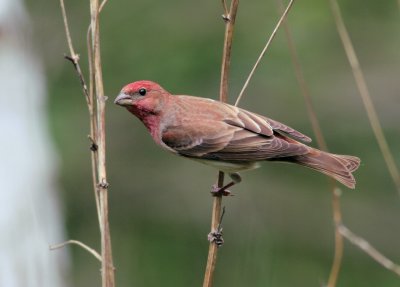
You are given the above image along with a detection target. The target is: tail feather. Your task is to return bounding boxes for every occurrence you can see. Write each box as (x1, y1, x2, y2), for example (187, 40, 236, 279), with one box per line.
(279, 149, 361, 189)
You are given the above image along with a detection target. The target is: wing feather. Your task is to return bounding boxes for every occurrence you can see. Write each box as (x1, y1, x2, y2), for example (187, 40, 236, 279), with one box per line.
(160, 96, 311, 163)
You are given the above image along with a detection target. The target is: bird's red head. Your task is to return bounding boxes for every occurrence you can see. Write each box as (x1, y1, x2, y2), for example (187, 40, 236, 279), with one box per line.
(120, 80, 163, 97)
(114, 80, 169, 111)
(114, 80, 170, 134)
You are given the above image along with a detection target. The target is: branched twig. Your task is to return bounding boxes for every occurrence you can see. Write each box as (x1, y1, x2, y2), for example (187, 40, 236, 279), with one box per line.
(203, 2, 238, 287)
(89, 0, 115, 286)
(277, 3, 343, 285)
(338, 224, 400, 276)
(59, 0, 115, 286)
(328, 187, 344, 287)
(278, 2, 327, 151)
(59, 0, 90, 105)
(221, 0, 229, 19)
(203, 172, 226, 287)
(50, 240, 102, 262)
(219, 0, 239, 103)
(328, 0, 400, 194)
(235, 0, 295, 106)
(59, 0, 101, 226)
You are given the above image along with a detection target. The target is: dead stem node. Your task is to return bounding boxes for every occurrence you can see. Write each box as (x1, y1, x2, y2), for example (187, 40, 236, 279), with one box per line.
(211, 184, 232, 196)
(88, 135, 98, 151)
(98, 179, 109, 189)
(64, 53, 80, 63)
(207, 206, 227, 247)
(334, 187, 342, 197)
(222, 14, 230, 22)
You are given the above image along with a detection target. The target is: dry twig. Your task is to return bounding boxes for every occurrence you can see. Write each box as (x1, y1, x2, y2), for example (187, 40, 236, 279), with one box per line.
(338, 224, 400, 277)
(327, 187, 344, 287)
(235, 0, 295, 106)
(328, 0, 400, 194)
(89, 0, 115, 285)
(50, 240, 102, 262)
(58, 0, 115, 286)
(203, 1, 239, 287)
(59, 0, 101, 226)
(277, 3, 343, 285)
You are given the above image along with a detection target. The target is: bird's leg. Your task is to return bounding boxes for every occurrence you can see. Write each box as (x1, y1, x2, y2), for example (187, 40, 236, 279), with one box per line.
(211, 172, 242, 196)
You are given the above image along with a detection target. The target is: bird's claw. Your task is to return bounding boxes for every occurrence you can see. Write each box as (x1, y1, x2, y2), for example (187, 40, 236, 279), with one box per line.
(208, 228, 224, 247)
(211, 184, 231, 196)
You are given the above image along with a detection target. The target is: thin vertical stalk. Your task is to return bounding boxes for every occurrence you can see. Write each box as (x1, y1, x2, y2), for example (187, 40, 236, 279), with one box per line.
(329, 0, 400, 194)
(277, 2, 343, 285)
(89, 0, 115, 286)
(328, 188, 344, 287)
(59, 0, 102, 250)
(203, 1, 239, 287)
(203, 172, 225, 287)
(219, 0, 239, 103)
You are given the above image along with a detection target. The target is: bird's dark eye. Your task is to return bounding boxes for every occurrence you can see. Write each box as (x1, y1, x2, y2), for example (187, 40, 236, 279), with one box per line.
(138, 88, 147, 96)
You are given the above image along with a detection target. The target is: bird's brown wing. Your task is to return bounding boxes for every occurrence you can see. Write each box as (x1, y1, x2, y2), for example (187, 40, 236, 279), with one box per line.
(160, 96, 311, 162)
(234, 108, 312, 143)
(161, 117, 309, 162)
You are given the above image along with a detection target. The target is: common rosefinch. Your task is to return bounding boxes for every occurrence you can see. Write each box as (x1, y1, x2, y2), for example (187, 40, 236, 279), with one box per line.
(115, 80, 360, 193)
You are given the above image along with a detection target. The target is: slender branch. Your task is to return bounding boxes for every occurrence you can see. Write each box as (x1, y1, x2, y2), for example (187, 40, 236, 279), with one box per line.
(60, 0, 115, 286)
(60, 0, 101, 227)
(203, 2, 238, 287)
(221, 0, 229, 18)
(277, 3, 344, 285)
(338, 224, 400, 276)
(203, 172, 226, 287)
(89, 0, 115, 286)
(279, 6, 327, 151)
(86, 10, 101, 227)
(50, 240, 102, 262)
(327, 187, 344, 287)
(328, 0, 400, 194)
(59, 0, 90, 105)
(219, 0, 239, 103)
(235, 0, 295, 106)
(99, 0, 109, 11)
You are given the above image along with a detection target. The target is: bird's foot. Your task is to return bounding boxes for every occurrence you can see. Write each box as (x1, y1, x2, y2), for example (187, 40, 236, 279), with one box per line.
(211, 184, 232, 196)
(208, 228, 224, 247)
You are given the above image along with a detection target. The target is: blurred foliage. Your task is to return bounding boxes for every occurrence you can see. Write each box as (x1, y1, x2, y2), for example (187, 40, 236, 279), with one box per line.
(26, 0, 400, 286)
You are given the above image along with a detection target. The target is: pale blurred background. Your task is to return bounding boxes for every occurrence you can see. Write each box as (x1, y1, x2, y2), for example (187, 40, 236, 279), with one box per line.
(0, 0, 67, 286)
(15, 0, 400, 286)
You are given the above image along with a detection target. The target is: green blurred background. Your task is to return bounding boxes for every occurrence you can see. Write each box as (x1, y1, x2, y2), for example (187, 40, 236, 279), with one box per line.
(27, 0, 399, 286)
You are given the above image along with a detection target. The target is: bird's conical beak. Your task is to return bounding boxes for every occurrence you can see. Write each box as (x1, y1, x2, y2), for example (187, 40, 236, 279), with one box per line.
(114, 93, 133, 106)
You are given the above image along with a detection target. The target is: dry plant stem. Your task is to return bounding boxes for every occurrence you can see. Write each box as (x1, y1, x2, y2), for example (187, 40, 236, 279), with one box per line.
(59, 0, 90, 105)
(338, 224, 400, 276)
(87, 10, 101, 227)
(329, 0, 400, 194)
(279, 7, 327, 150)
(235, 0, 295, 106)
(221, 0, 229, 18)
(219, 0, 239, 102)
(277, 5, 343, 286)
(60, 0, 114, 285)
(50, 240, 102, 262)
(203, 2, 238, 287)
(327, 188, 344, 287)
(59, 0, 101, 251)
(89, 0, 115, 286)
(203, 172, 225, 287)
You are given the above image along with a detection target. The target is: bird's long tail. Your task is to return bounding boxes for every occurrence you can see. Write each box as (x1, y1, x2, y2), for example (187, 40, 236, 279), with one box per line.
(278, 149, 361, 189)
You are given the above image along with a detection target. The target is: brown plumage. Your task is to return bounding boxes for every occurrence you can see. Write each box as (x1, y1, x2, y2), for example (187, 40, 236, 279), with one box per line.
(115, 80, 361, 189)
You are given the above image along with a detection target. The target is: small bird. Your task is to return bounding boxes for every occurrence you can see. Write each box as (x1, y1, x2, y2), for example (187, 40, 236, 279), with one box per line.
(115, 80, 360, 193)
